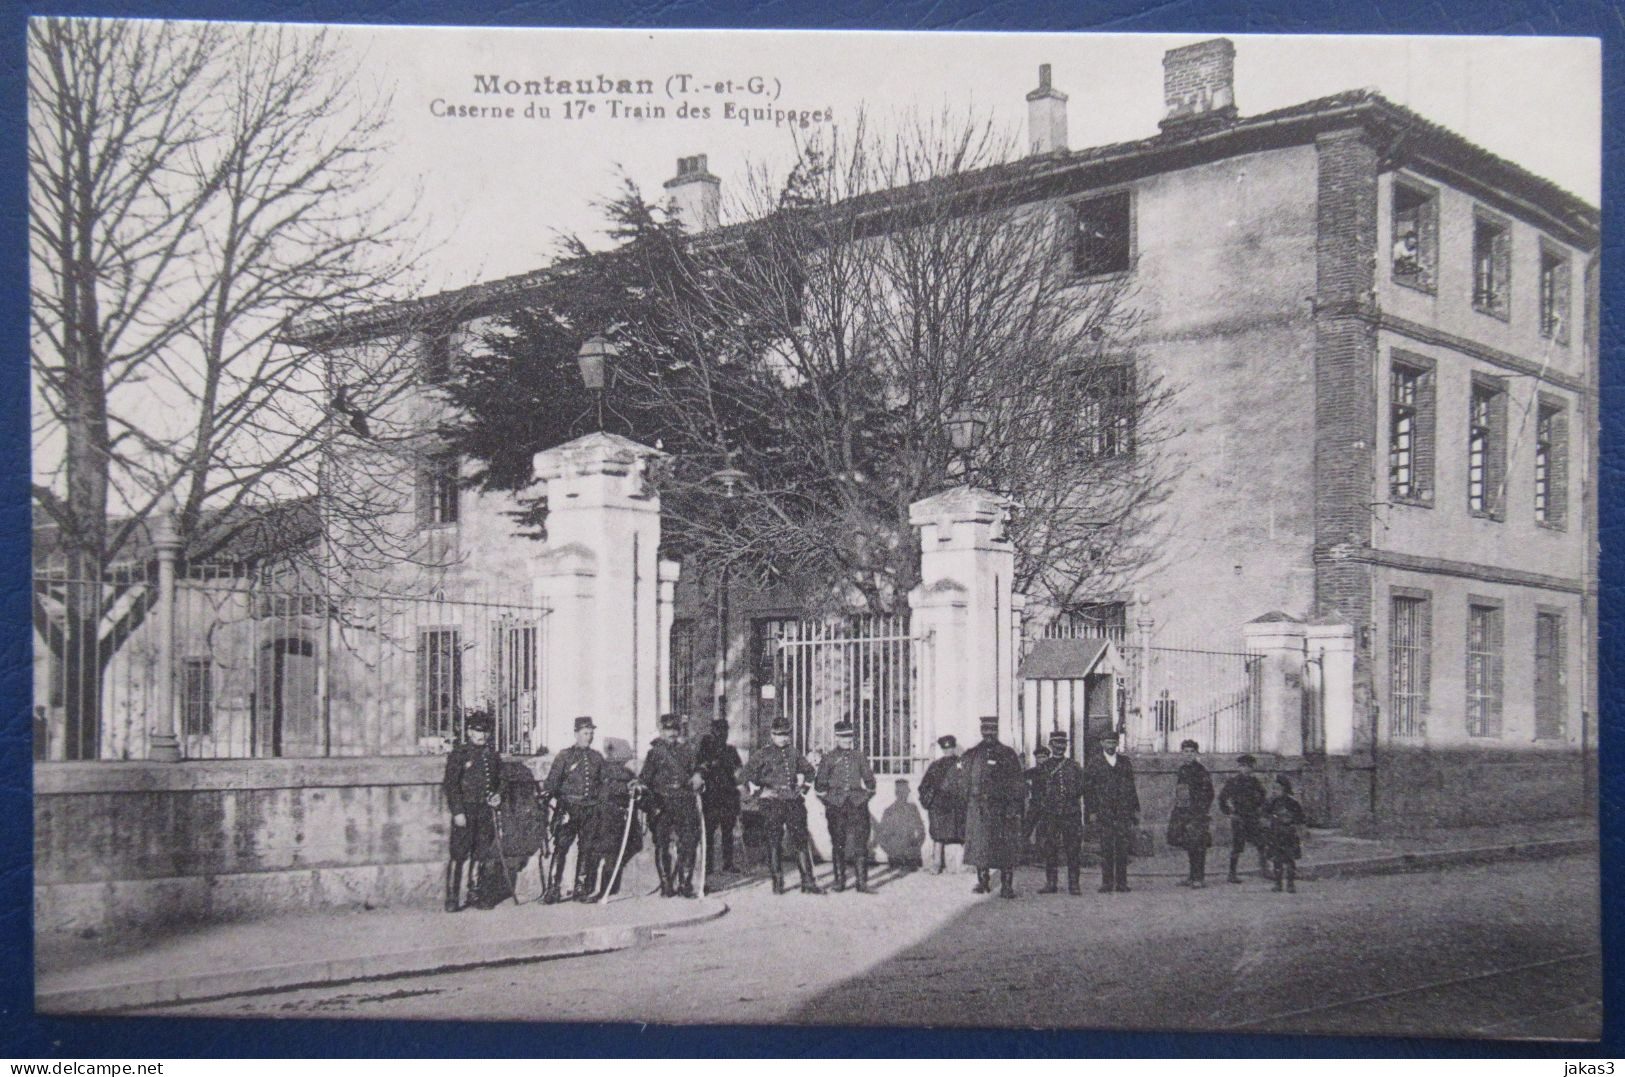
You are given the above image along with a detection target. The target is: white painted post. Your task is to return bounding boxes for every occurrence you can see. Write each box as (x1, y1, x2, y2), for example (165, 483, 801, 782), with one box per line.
(149, 496, 183, 762)
(907, 487, 1015, 748)
(1009, 592, 1027, 753)
(531, 433, 666, 757)
(1134, 607, 1155, 752)
(1305, 623, 1357, 755)
(1243, 614, 1310, 756)
(657, 559, 681, 717)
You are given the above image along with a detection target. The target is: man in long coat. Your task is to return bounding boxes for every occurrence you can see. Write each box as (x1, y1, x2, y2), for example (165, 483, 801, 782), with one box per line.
(917, 735, 966, 874)
(961, 715, 1025, 899)
(1082, 727, 1140, 893)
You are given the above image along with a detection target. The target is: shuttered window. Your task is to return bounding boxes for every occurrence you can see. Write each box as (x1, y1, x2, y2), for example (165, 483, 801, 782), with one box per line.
(1472, 214, 1511, 319)
(1389, 359, 1435, 502)
(1392, 180, 1438, 291)
(1534, 610, 1565, 740)
(1535, 397, 1568, 528)
(1389, 593, 1430, 738)
(1465, 602, 1504, 738)
(1539, 247, 1571, 343)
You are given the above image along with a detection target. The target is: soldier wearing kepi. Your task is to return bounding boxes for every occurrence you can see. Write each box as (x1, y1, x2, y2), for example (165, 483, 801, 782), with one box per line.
(815, 718, 878, 894)
(917, 734, 967, 874)
(641, 713, 705, 898)
(541, 716, 605, 904)
(1032, 729, 1087, 895)
(741, 715, 824, 895)
(441, 711, 503, 912)
(962, 715, 1026, 899)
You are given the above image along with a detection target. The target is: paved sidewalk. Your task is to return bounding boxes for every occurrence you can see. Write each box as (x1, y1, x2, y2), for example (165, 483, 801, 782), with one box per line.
(37, 892, 727, 1014)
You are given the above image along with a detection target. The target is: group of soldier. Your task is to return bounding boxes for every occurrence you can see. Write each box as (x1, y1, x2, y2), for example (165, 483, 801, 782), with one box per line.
(442, 708, 1311, 912)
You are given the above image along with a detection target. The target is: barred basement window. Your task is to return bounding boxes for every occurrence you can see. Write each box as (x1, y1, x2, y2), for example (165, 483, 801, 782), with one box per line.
(1071, 191, 1132, 277)
(417, 627, 462, 738)
(1391, 181, 1438, 291)
(181, 658, 213, 736)
(1465, 603, 1504, 738)
(1534, 610, 1565, 740)
(1472, 214, 1511, 319)
(1539, 247, 1571, 343)
(1389, 361, 1434, 501)
(1389, 594, 1429, 738)
(1467, 380, 1507, 518)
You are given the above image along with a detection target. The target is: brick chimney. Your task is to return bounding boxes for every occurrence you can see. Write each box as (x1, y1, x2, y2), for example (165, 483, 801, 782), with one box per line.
(1160, 38, 1238, 131)
(1026, 63, 1069, 155)
(663, 154, 721, 232)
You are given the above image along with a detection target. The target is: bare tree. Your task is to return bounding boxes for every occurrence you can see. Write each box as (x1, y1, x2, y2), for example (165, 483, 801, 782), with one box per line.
(29, 17, 428, 757)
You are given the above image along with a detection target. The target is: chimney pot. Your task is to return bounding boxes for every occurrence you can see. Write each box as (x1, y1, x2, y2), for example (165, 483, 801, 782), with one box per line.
(1025, 63, 1069, 156)
(1161, 38, 1237, 131)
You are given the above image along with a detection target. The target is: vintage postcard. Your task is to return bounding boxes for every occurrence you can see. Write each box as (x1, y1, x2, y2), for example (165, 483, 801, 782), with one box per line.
(28, 19, 1601, 1040)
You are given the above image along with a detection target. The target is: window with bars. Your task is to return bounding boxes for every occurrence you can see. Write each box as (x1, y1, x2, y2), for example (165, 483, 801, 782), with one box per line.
(1045, 601, 1127, 641)
(416, 451, 460, 528)
(1467, 380, 1507, 518)
(1391, 181, 1438, 291)
(1534, 610, 1565, 740)
(1465, 603, 1504, 738)
(1389, 594, 1429, 738)
(416, 627, 462, 738)
(669, 618, 698, 718)
(1389, 360, 1434, 502)
(1071, 191, 1133, 277)
(181, 658, 213, 736)
(1539, 247, 1571, 342)
(1472, 215, 1511, 318)
(1535, 399, 1568, 528)
(1079, 366, 1135, 459)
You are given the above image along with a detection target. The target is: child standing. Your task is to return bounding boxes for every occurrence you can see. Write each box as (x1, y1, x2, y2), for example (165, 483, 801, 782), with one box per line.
(1263, 775, 1307, 893)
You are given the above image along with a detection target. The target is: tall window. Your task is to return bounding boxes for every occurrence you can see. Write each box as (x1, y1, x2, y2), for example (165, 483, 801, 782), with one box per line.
(1389, 594, 1429, 738)
(181, 658, 213, 736)
(1389, 361, 1434, 501)
(1391, 181, 1438, 290)
(1079, 365, 1135, 459)
(1472, 215, 1511, 318)
(416, 451, 460, 528)
(1467, 381, 1506, 518)
(417, 628, 462, 738)
(1465, 603, 1503, 738)
(669, 618, 698, 719)
(1534, 610, 1565, 740)
(421, 333, 453, 384)
(1539, 247, 1571, 342)
(1535, 401, 1566, 527)
(1071, 191, 1132, 277)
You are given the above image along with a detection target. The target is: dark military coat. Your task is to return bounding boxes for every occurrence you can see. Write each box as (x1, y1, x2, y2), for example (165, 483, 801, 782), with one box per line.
(640, 737, 698, 800)
(697, 735, 744, 809)
(741, 741, 815, 799)
(584, 761, 644, 858)
(1168, 759, 1215, 851)
(443, 742, 502, 817)
(917, 755, 967, 843)
(543, 744, 605, 807)
(1032, 755, 1087, 822)
(1082, 752, 1141, 832)
(815, 746, 876, 808)
(961, 738, 1025, 869)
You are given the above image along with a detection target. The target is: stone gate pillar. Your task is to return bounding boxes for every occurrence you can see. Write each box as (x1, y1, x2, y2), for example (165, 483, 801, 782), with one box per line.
(531, 433, 666, 757)
(1243, 612, 1309, 757)
(1306, 623, 1357, 755)
(908, 487, 1016, 749)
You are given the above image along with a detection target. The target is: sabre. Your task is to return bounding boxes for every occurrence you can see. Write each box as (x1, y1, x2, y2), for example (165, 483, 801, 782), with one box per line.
(490, 802, 520, 906)
(600, 785, 640, 905)
(695, 791, 709, 897)
(543, 802, 568, 900)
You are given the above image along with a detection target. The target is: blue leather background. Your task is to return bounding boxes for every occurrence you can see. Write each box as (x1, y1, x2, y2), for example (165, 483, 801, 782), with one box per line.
(0, 0, 1617, 1057)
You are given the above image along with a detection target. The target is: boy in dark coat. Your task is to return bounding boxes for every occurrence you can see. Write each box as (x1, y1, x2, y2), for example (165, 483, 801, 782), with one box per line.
(1082, 727, 1140, 893)
(1168, 739, 1215, 887)
(917, 735, 966, 874)
(962, 716, 1025, 899)
(1218, 753, 1270, 883)
(1263, 775, 1307, 893)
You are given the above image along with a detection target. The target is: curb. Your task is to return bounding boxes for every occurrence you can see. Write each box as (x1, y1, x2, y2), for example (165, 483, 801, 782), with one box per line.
(1299, 837, 1596, 881)
(38, 899, 728, 1014)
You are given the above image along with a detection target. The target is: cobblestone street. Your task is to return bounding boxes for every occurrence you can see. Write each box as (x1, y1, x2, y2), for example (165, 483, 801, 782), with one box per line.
(156, 854, 1602, 1041)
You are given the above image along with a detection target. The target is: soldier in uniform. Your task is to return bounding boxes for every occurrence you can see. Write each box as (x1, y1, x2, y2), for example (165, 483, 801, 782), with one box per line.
(815, 718, 878, 894)
(741, 715, 824, 895)
(1031, 729, 1087, 895)
(641, 712, 704, 898)
(1082, 727, 1140, 893)
(1218, 753, 1270, 883)
(697, 718, 744, 875)
(1168, 738, 1215, 887)
(579, 738, 644, 900)
(962, 715, 1025, 899)
(917, 734, 966, 874)
(541, 716, 605, 904)
(441, 710, 503, 912)
(1022, 744, 1052, 858)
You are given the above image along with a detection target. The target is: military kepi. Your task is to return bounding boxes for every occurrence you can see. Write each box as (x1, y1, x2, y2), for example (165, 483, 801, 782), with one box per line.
(833, 719, 855, 737)
(770, 715, 792, 735)
(1047, 729, 1069, 747)
(937, 734, 957, 749)
(979, 715, 1000, 733)
(573, 715, 596, 731)
(465, 711, 492, 733)
(659, 712, 682, 731)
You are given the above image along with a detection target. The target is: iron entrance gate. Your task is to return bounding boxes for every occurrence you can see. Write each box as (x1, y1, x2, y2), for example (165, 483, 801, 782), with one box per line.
(756, 614, 929, 774)
(1129, 643, 1263, 754)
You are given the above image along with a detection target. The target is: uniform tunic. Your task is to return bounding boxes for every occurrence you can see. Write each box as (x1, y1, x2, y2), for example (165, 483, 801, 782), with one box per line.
(581, 761, 644, 887)
(443, 741, 502, 861)
(543, 744, 606, 865)
(917, 755, 967, 843)
(815, 746, 876, 861)
(961, 738, 1025, 870)
(1031, 754, 1087, 873)
(742, 741, 816, 852)
(697, 734, 744, 866)
(640, 737, 701, 869)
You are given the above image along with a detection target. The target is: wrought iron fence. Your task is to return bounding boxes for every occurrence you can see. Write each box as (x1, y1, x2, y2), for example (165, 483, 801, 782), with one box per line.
(32, 564, 546, 760)
(1124, 642, 1263, 754)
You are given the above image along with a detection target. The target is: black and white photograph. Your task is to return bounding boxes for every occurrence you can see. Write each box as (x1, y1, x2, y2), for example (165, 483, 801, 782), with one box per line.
(27, 18, 1602, 1042)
